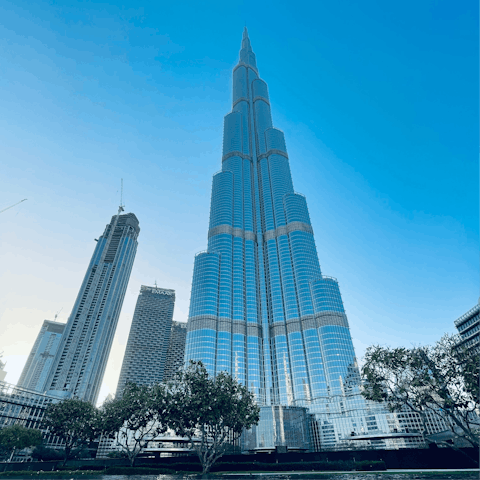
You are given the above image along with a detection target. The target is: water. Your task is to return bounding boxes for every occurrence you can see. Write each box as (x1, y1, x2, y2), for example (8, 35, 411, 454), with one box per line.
(4, 473, 479, 480)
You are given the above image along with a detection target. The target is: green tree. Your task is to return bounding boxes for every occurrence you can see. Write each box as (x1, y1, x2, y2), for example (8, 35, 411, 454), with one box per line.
(0, 424, 42, 461)
(42, 398, 98, 466)
(0, 444, 8, 461)
(167, 361, 260, 476)
(362, 334, 480, 456)
(100, 383, 167, 467)
(31, 445, 63, 461)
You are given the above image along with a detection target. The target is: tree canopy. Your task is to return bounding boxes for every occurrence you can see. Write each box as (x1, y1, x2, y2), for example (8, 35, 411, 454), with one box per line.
(362, 334, 480, 453)
(0, 424, 42, 461)
(42, 398, 98, 465)
(31, 445, 64, 461)
(100, 383, 168, 466)
(167, 361, 260, 475)
(38, 365, 258, 471)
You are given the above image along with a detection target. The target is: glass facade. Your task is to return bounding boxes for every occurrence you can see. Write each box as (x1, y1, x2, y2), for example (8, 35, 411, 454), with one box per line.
(163, 321, 188, 381)
(17, 320, 65, 393)
(44, 211, 140, 404)
(243, 406, 312, 452)
(116, 286, 175, 396)
(185, 29, 445, 450)
(454, 304, 480, 354)
(0, 380, 66, 452)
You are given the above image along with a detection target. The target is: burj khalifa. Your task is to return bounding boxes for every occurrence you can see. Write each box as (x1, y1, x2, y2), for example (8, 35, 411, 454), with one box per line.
(185, 29, 404, 451)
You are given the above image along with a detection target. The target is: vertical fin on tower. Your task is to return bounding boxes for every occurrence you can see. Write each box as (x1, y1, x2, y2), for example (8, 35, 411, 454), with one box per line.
(252, 79, 269, 100)
(284, 193, 311, 225)
(209, 171, 234, 229)
(189, 252, 220, 319)
(223, 112, 243, 155)
(265, 128, 287, 153)
(309, 277, 346, 315)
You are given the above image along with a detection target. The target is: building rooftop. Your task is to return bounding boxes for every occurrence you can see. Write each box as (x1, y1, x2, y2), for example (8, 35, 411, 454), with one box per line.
(454, 304, 479, 328)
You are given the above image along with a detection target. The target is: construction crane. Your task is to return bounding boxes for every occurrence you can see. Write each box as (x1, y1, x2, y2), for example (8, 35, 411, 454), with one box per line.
(0, 199, 27, 214)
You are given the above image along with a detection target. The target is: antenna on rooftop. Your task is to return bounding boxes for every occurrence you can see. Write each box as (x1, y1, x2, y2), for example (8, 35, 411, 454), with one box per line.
(118, 179, 125, 213)
(54, 308, 63, 322)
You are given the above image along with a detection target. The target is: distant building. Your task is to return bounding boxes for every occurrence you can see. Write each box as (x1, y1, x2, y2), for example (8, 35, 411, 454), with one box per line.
(0, 355, 6, 382)
(163, 321, 187, 381)
(116, 286, 175, 396)
(44, 210, 140, 404)
(454, 304, 480, 354)
(0, 380, 62, 437)
(0, 379, 76, 461)
(17, 320, 65, 392)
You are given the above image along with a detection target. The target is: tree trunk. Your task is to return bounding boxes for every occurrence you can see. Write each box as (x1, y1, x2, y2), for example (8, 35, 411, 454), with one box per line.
(200, 452, 211, 477)
(8, 448, 15, 462)
(128, 449, 136, 468)
(62, 446, 71, 467)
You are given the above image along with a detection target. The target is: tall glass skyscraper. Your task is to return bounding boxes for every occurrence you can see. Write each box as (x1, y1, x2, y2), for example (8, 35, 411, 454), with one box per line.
(186, 27, 359, 406)
(17, 320, 65, 393)
(185, 30, 420, 451)
(45, 210, 140, 404)
(116, 285, 175, 396)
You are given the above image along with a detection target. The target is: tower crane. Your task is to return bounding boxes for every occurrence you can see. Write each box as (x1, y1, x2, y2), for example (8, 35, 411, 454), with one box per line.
(0, 199, 27, 214)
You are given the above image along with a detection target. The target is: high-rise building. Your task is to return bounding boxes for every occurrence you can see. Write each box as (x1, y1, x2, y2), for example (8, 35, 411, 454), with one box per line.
(17, 320, 65, 392)
(116, 286, 175, 396)
(45, 210, 140, 404)
(185, 29, 426, 451)
(185, 24, 359, 419)
(163, 321, 187, 382)
(454, 304, 479, 354)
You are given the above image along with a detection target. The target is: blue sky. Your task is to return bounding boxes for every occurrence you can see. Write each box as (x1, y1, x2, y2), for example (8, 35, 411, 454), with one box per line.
(0, 0, 478, 403)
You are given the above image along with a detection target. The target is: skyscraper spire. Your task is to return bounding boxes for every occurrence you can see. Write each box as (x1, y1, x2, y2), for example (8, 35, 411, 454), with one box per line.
(239, 26, 257, 70)
(242, 26, 249, 44)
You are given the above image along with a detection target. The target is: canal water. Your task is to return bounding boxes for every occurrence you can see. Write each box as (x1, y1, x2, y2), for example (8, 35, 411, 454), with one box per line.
(4, 473, 479, 480)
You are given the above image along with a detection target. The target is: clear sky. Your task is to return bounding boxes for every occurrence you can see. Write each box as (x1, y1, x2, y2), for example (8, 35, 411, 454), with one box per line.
(0, 0, 478, 405)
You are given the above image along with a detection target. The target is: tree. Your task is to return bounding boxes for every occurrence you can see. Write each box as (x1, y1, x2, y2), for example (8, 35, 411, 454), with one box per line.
(0, 424, 42, 461)
(167, 361, 260, 476)
(362, 334, 480, 458)
(100, 383, 167, 467)
(0, 444, 8, 461)
(42, 398, 98, 466)
(31, 445, 64, 461)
